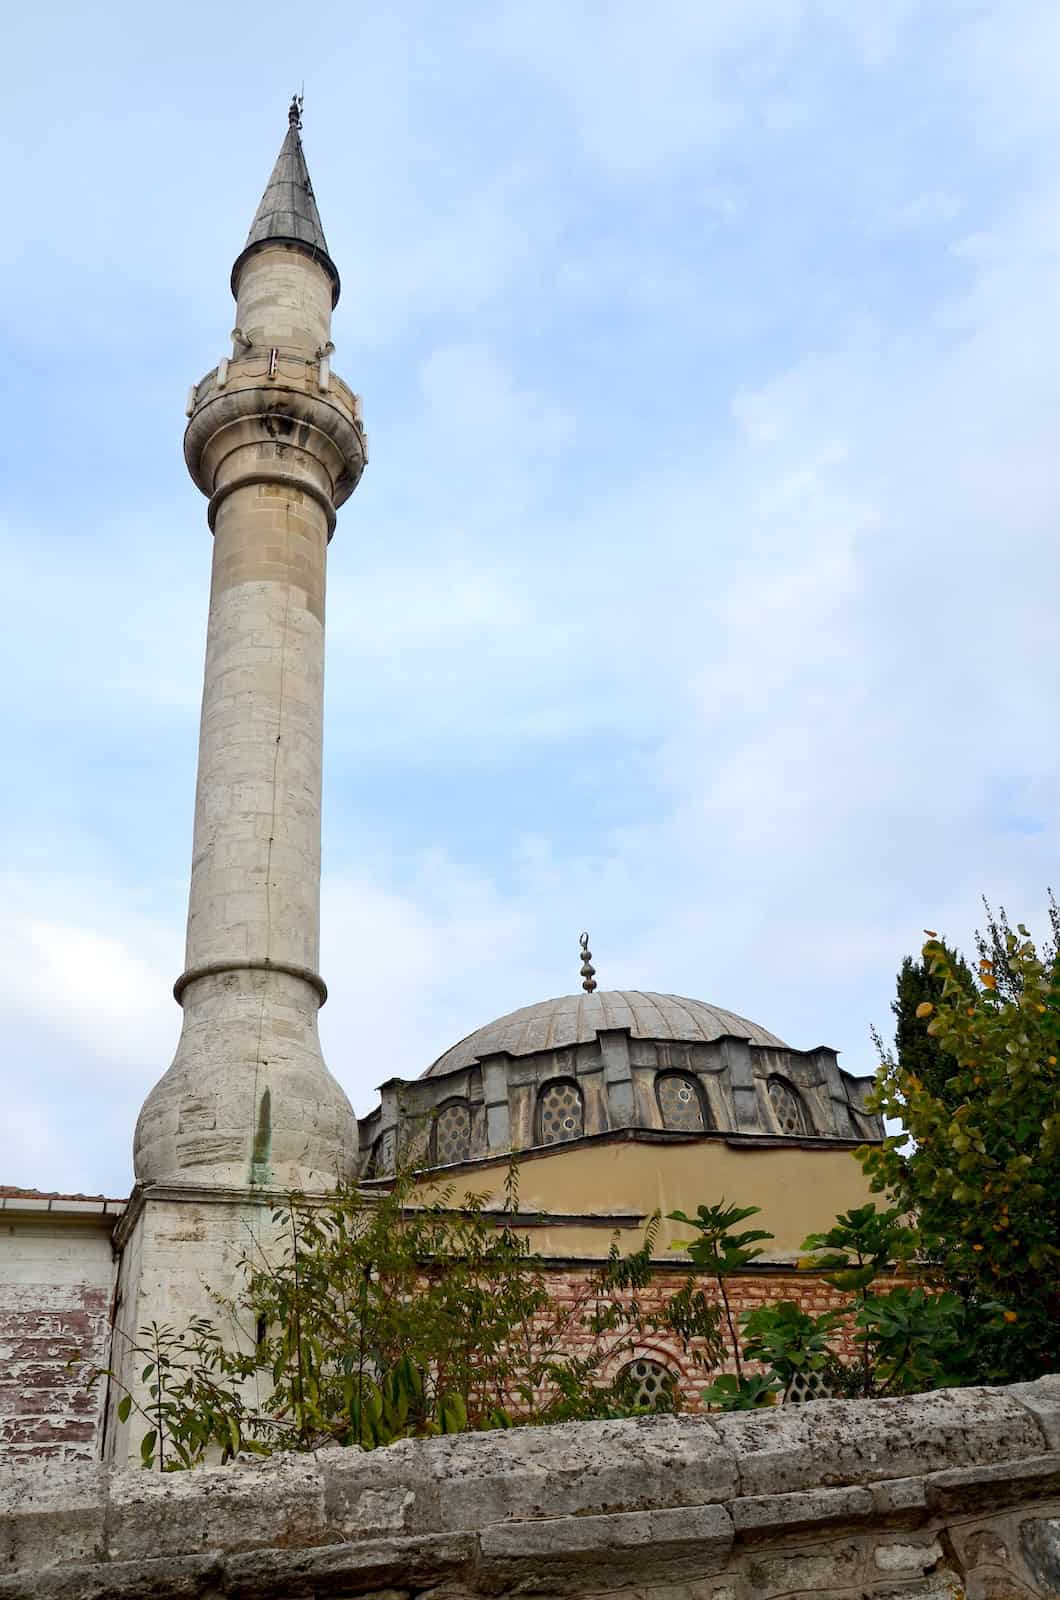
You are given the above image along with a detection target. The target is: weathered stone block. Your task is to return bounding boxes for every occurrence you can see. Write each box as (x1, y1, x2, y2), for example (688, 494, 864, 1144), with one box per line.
(871, 1478, 929, 1519)
(0, 1460, 106, 1571)
(957, 1526, 1010, 1570)
(107, 1450, 328, 1560)
(1019, 1517, 1060, 1597)
(479, 1504, 732, 1560)
(222, 1531, 475, 1599)
(711, 1388, 1043, 1497)
(874, 1539, 945, 1575)
(870, 1573, 965, 1600)
(747, 1539, 863, 1597)
(0, 1551, 223, 1600)
(731, 1484, 873, 1535)
(325, 1416, 738, 1537)
(1011, 1379, 1060, 1453)
(926, 1455, 1060, 1516)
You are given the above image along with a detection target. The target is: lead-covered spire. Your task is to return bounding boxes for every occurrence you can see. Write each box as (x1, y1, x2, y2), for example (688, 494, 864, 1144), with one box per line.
(230, 96, 340, 306)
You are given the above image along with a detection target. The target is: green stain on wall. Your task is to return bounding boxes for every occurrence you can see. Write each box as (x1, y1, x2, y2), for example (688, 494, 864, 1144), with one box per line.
(250, 1086, 272, 1186)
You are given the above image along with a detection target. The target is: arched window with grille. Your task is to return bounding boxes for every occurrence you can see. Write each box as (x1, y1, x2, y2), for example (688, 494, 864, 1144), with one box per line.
(536, 1078, 584, 1145)
(767, 1075, 809, 1136)
(617, 1356, 678, 1412)
(655, 1072, 707, 1132)
(431, 1098, 472, 1166)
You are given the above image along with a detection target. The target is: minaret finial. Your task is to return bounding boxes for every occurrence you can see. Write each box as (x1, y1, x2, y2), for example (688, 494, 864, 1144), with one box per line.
(579, 931, 597, 994)
(231, 95, 340, 307)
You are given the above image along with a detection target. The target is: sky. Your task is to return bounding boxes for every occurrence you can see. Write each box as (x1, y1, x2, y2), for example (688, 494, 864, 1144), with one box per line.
(3, 1, 1060, 1197)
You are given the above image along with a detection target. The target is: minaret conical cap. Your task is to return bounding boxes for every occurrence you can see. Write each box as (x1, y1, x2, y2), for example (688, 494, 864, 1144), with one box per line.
(230, 98, 341, 307)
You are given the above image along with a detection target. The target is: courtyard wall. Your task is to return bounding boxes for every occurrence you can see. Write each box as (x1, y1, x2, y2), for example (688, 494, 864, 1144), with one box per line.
(3, 1376, 1059, 1599)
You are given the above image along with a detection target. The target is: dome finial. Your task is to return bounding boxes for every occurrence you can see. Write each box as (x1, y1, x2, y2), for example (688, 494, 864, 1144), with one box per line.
(579, 931, 597, 994)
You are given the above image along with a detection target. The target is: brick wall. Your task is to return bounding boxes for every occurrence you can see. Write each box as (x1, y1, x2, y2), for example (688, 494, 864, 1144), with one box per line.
(535, 1263, 893, 1407)
(0, 1216, 116, 1462)
(0, 1281, 110, 1460)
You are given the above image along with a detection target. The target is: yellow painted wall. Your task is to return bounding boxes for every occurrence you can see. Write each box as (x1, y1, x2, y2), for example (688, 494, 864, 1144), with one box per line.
(411, 1138, 875, 1262)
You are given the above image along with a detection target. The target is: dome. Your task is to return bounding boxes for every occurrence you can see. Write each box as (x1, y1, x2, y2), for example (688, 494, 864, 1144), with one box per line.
(423, 990, 787, 1079)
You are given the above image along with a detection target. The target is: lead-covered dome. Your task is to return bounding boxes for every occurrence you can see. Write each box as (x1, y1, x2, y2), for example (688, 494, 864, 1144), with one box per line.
(422, 990, 787, 1079)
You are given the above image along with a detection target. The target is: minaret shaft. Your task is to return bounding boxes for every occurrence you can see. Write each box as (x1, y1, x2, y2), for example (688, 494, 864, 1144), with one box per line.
(133, 113, 365, 1194)
(184, 483, 327, 981)
(234, 245, 334, 352)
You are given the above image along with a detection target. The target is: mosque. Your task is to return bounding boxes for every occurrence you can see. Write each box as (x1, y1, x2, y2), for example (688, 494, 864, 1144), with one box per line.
(0, 105, 882, 1464)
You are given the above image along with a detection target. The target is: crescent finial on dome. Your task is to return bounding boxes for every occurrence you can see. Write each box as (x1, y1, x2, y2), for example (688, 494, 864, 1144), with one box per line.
(579, 931, 597, 994)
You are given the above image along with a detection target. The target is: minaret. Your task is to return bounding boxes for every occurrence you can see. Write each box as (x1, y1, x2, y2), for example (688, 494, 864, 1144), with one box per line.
(107, 104, 365, 1464)
(133, 99, 365, 1193)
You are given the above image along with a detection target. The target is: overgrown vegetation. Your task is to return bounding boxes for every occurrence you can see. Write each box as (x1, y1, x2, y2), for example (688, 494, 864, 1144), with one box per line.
(662, 1200, 971, 1410)
(101, 1166, 675, 1468)
(97, 903, 1060, 1465)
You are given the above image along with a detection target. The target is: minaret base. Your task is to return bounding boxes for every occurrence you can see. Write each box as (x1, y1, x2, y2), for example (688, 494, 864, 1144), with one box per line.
(134, 968, 356, 1191)
(104, 1182, 292, 1468)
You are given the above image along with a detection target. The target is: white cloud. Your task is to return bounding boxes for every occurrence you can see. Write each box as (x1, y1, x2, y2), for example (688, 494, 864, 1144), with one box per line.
(3, 1, 1060, 1195)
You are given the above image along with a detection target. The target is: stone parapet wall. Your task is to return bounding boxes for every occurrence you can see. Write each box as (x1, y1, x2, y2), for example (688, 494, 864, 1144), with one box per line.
(2, 1377, 1060, 1599)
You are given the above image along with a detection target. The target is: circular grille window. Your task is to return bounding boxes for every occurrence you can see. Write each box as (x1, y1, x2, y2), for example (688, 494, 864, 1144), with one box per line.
(432, 1100, 472, 1166)
(767, 1076, 807, 1136)
(538, 1079, 584, 1145)
(619, 1357, 676, 1411)
(656, 1073, 706, 1132)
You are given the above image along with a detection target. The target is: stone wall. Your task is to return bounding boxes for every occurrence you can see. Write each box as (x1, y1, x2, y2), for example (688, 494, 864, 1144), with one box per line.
(3, 1377, 1059, 1599)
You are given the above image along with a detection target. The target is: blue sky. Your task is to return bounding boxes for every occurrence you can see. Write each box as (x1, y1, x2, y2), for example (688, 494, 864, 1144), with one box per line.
(3, 2, 1060, 1196)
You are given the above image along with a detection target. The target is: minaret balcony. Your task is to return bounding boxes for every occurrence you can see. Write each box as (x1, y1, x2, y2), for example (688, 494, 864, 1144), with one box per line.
(184, 354, 366, 532)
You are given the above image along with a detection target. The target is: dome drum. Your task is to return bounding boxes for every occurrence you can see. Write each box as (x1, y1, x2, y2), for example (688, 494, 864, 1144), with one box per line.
(355, 991, 883, 1177)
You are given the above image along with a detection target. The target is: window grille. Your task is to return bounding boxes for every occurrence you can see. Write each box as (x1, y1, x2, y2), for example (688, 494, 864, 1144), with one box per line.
(656, 1072, 706, 1132)
(783, 1369, 832, 1404)
(432, 1099, 472, 1166)
(618, 1357, 677, 1411)
(537, 1078, 584, 1145)
(767, 1075, 808, 1136)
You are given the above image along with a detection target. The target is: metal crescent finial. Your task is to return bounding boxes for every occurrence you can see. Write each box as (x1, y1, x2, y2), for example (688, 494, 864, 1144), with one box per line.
(579, 931, 597, 994)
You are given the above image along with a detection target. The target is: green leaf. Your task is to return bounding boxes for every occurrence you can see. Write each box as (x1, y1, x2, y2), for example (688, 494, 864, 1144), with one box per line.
(117, 1394, 132, 1424)
(140, 1429, 157, 1467)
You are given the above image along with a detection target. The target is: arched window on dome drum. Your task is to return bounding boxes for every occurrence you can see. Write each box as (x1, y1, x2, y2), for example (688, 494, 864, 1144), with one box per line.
(365, 1128, 396, 1178)
(537, 1078, 584, 1146)
(617, 1356, 678, 1413)
(655, 1072, 707, 1132)
(767, 1075, 809, 1137)
(431, 1099, 472, 1166)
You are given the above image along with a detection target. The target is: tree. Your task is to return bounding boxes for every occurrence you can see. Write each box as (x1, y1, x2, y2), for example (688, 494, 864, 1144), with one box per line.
(666, 1200, 772, 1381)
(887, 946, 976, 1103)
(861, 923, 1060, 1381)
(975, 891, 1060, 1003)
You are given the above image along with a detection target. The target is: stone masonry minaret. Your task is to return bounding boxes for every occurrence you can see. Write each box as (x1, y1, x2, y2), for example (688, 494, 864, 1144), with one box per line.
(134, 101, 366, 1192)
